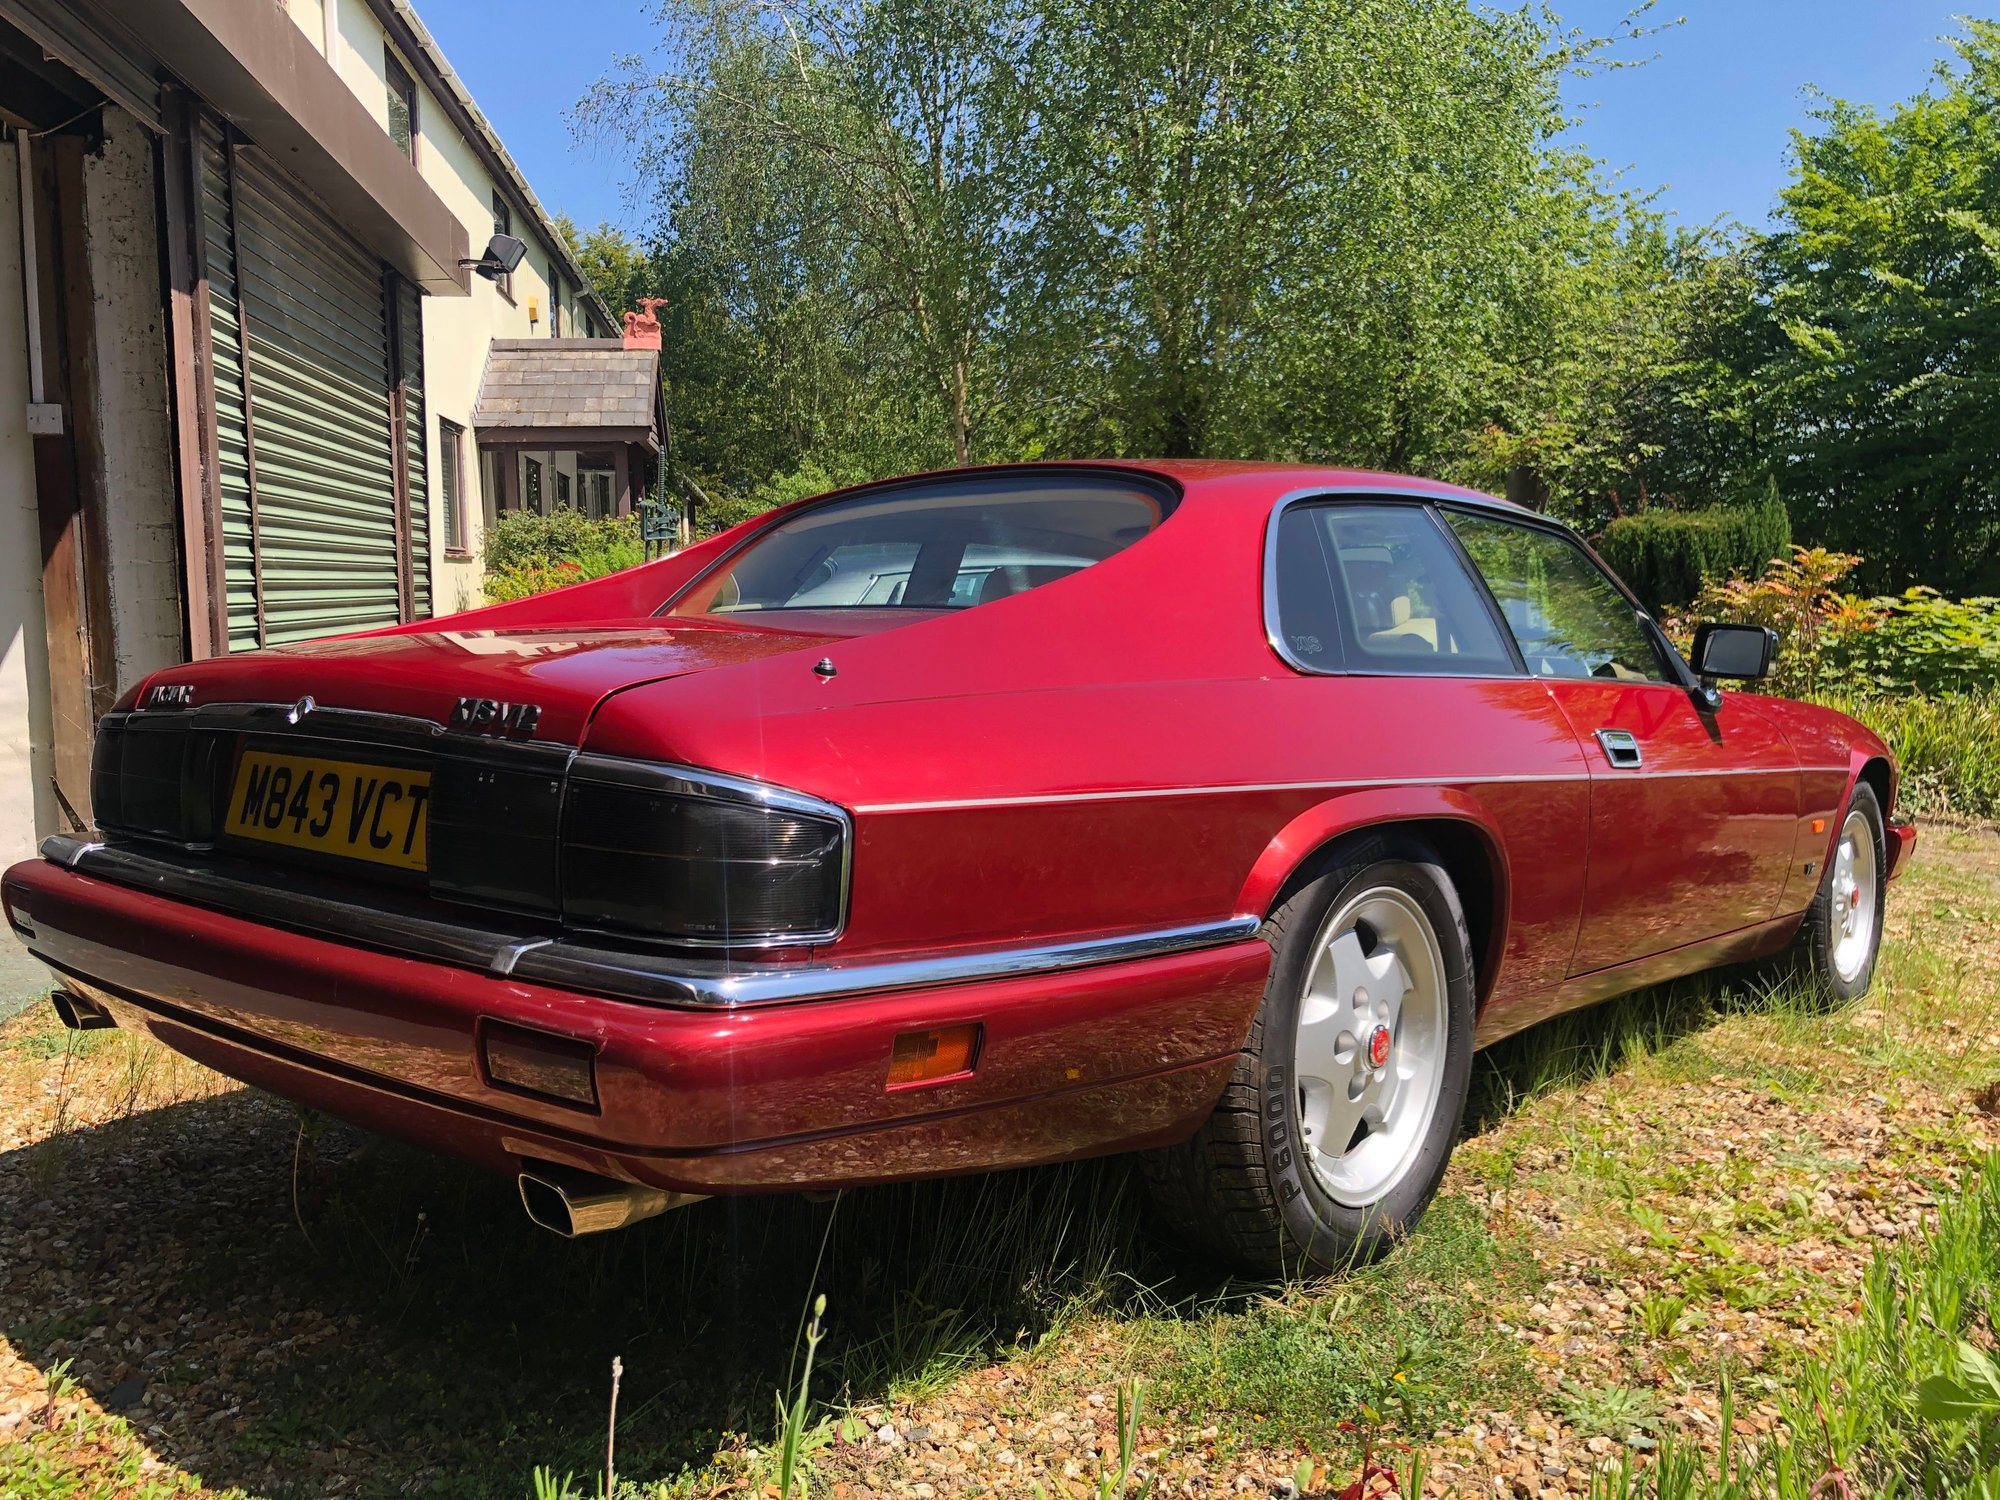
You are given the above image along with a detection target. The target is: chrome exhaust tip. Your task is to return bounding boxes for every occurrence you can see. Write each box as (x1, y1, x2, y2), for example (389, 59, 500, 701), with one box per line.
(517, 1161, 702, 1238)
(50, 989, 115, 1031)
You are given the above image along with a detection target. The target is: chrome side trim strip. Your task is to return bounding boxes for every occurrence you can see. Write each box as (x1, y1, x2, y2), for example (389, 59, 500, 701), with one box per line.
(34, 835, 1260, 1009)
(854, 766, 1850, 815)
(514, 917, 1266, 1007)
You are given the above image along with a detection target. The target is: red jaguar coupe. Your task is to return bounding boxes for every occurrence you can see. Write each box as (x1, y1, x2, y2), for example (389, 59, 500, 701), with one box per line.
(3, 463, 1913, 1272)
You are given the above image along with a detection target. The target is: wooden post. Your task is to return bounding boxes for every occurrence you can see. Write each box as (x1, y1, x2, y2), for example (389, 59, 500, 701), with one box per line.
(612, 444, 632, 517)
(158, 89, 229, 658)
(22, 132, 114, 827)
(498, 444, 520, 513)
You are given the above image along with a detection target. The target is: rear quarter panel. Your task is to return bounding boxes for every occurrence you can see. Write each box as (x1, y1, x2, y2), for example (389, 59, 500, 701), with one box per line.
(582, 475, 1596, 1015)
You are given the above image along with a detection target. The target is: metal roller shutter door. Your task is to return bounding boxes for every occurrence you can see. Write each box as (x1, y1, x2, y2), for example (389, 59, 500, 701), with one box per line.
(231, 150, 403, 645)
(195, 115, 260, 653)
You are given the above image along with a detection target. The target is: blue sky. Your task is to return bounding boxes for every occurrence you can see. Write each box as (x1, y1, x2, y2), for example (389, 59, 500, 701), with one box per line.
(417, 0, 1973, 237)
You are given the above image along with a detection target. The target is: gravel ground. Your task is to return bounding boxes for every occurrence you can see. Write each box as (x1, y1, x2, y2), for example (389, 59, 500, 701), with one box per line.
(1, 821, 1995, 1499)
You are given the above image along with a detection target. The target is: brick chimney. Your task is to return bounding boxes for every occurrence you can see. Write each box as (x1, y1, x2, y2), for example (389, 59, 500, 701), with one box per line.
(621, 297, 665, 351)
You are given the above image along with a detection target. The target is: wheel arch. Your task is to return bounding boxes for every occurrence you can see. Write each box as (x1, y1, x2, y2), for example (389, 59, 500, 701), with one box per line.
(1856, 755, 1893, 819)
(1235, 789, 1511, 1011)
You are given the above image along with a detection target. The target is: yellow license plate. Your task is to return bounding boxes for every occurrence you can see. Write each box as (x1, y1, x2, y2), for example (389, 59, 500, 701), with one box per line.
(226, 749, 430, 872)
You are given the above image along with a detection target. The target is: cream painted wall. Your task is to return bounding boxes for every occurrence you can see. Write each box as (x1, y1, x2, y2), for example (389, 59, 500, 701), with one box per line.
(310, 0, 621, 615)
(0, 147, 57, 867)
(283, 0, 329, 54)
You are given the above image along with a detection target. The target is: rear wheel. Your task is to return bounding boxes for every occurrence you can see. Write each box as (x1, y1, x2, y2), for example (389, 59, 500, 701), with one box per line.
(1143, 834, 1475, 1275)
(1787, 781, 1886, 1005)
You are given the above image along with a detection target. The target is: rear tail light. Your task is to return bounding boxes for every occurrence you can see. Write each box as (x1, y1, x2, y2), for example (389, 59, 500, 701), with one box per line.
(90, 714, 227, 843)
(559, 760, 849, 946)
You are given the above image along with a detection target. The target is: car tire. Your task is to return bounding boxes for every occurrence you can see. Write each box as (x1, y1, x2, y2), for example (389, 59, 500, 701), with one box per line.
(1142, 832, 1476, 1276)
(1786, 780, 1887, 1006)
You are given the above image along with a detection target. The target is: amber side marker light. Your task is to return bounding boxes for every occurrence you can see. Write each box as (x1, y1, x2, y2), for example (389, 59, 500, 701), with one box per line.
(887, 1024, 982, 1090)
(482, 1021, 599, 1109)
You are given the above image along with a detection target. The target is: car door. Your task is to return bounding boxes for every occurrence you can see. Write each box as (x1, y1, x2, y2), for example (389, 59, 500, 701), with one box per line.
(1441, 508, 1798, 973)
(1264, 497, 1593, 1005)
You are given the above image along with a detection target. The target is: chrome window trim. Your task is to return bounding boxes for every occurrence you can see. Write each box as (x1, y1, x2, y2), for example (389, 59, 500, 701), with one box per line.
(34, 834, 1256, 1008)
(1260, 484, 1536, 681)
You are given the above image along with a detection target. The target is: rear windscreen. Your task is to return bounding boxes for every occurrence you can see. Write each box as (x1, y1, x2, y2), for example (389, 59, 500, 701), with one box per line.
(663, 473, 1173, 616)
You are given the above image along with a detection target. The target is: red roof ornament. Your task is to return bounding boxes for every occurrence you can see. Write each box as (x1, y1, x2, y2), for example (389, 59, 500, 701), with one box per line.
(622, 297, 666, 351)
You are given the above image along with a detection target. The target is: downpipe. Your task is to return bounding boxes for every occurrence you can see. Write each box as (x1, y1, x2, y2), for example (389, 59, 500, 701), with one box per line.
(517, 1160, 704, 1238)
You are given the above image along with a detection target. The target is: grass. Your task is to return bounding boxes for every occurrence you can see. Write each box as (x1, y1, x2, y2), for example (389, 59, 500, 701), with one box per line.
(1588, 1153, 2000, 1497)
(0, 822, 1995, 1496)
(1132, 1194, 1539, 1462)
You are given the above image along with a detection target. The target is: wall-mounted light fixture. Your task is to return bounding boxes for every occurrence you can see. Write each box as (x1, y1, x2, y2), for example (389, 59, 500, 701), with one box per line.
(460, 232, 527, 282)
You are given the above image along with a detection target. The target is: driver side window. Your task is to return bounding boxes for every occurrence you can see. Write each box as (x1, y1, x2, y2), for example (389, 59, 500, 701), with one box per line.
(1443, 512, 1670, 683)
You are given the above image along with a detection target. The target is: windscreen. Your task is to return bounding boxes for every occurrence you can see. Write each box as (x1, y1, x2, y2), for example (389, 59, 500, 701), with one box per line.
(663, 473, 1172, 617)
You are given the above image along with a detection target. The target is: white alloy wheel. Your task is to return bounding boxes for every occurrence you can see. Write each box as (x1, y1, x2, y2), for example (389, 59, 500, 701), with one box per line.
(1829, 807, 1879, 984)
(1293, 885, 1449, 1208)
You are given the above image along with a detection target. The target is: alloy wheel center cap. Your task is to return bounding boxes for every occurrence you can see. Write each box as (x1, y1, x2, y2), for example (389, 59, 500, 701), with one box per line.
(1367, 1024, 1393, 1070)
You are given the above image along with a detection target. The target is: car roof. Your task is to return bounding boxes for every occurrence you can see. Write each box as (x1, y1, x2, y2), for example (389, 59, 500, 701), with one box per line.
(822, 458, 1532, 517)
(1102, 459, 1530, 514)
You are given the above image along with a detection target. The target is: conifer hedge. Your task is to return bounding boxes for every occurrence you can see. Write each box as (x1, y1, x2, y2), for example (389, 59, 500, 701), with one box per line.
(1596, 487, 1793, 612)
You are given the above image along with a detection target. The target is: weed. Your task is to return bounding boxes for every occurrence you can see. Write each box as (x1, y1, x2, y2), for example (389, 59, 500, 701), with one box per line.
(1558, 1379, 1663, 1440)
(772, 1296, 830, 1500)
(1634, 1292, 1691, 1340)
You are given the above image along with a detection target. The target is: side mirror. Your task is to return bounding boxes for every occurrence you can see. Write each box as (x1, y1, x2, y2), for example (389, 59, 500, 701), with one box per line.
(1690, 622, 1778, 683)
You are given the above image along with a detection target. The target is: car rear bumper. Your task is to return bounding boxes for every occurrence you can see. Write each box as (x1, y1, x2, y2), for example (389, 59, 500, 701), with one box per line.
(2, 855, 1268, 1194)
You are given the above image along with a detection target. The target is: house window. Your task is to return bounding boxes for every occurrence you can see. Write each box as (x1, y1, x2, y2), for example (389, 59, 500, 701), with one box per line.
(479, 446, 503, 526)
(556, 470, 571, 506)
(524, 457, 543, 513)
(439, 419, 467, 552)
(491, 190, 513, 299)
(593, 472, 612, 517)
(385, 50, 417, 160)
(549, 261, 564, 336)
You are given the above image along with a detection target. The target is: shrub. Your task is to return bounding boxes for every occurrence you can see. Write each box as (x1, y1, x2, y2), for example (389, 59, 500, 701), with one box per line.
(1598, 486, 1792, 612)
(1669, 545, 1868, 699)
(481, 508, 642, 601)
(1826, 589, 2000, 696)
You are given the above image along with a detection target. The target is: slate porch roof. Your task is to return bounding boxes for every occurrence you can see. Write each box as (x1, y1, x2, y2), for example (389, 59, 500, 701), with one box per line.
(471, 339, 661, 438)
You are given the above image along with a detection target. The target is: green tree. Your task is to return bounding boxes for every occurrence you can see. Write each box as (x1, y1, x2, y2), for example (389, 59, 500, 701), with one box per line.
(577, 0, 1699, 524)
(1016, 0, 1595, 466)
(582, 0, 1033, 468)
(1750, 21, 2000, 591)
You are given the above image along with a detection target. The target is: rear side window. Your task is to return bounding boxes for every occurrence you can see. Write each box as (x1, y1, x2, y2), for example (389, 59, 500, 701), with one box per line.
(665, 473, 1171, 616)
(1270, 502, 1515, 675)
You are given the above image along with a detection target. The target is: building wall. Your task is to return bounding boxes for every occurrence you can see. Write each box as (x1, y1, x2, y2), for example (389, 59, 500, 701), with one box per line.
(83, 113, 183, 694)
(0, 147, 56, 867)
(284, 0, 618, 617)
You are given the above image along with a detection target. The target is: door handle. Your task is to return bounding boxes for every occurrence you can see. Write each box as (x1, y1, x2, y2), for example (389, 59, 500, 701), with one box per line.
(1595, 729, 1643, 769)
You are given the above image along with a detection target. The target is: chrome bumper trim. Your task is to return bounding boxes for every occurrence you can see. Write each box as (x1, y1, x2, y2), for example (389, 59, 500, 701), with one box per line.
(35, 835, 1264, 1009)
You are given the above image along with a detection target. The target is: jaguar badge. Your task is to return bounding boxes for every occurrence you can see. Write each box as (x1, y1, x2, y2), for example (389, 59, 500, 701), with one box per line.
(450, 696, 542, 737)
